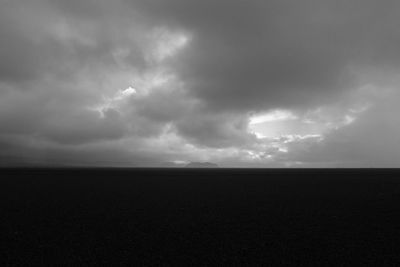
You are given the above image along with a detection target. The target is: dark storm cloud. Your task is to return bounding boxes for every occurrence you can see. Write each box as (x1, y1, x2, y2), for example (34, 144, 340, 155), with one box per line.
(129, 0, 400, 111)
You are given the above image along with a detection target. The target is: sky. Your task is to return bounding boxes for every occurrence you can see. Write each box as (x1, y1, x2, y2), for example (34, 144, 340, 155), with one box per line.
(1, 0, 400, 167)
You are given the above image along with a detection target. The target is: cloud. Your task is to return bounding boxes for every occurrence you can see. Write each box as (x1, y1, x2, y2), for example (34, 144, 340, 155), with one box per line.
(1, 0, 400, 166)
(175, 111, 257, 148)
(275, 88, 400, 167)
(129, 0, 400, 111)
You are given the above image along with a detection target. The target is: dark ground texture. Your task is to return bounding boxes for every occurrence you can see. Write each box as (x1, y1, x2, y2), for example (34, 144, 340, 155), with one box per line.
(1, 169, 400, 266)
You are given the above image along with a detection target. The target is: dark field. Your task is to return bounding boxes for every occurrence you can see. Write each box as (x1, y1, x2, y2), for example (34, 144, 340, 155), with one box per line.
(1, 169, 400, 266)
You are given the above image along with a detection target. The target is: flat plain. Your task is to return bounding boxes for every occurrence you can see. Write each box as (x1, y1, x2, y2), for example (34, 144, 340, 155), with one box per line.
(1, 168, 400, 266)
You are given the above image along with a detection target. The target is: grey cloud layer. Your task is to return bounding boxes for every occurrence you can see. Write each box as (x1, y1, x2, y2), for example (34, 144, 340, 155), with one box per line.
(130, 0, 400, 111)
(1, 0, 400, 166)
(287, 91, 400, 167)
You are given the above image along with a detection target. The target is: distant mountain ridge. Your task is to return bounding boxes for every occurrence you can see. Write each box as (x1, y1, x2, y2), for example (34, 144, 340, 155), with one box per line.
(185, 162, 219, 168)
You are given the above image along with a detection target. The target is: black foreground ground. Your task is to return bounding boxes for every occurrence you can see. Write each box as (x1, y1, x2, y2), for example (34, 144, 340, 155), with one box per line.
(1, 169, 400, 266)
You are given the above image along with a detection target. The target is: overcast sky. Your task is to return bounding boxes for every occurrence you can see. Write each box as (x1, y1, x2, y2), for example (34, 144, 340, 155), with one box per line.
(1, 0, 400, 167)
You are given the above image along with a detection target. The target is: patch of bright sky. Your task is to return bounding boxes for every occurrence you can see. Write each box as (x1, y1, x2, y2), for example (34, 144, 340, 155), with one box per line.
(114, 86, 137, 100)
(249, 101, 370, 140)
(249, 110, 298, 125)
(246, 96, 372, 163)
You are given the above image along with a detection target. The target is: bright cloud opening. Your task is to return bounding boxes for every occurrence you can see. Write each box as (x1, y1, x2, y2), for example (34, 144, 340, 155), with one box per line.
(249, 110, 298, 125)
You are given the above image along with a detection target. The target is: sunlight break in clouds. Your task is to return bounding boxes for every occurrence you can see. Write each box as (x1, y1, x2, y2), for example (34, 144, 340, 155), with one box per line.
(249, 110, 298, 125)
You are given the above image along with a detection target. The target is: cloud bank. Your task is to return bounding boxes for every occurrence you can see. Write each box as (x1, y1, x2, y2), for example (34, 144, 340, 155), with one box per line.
(1, 0, 400, 167)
